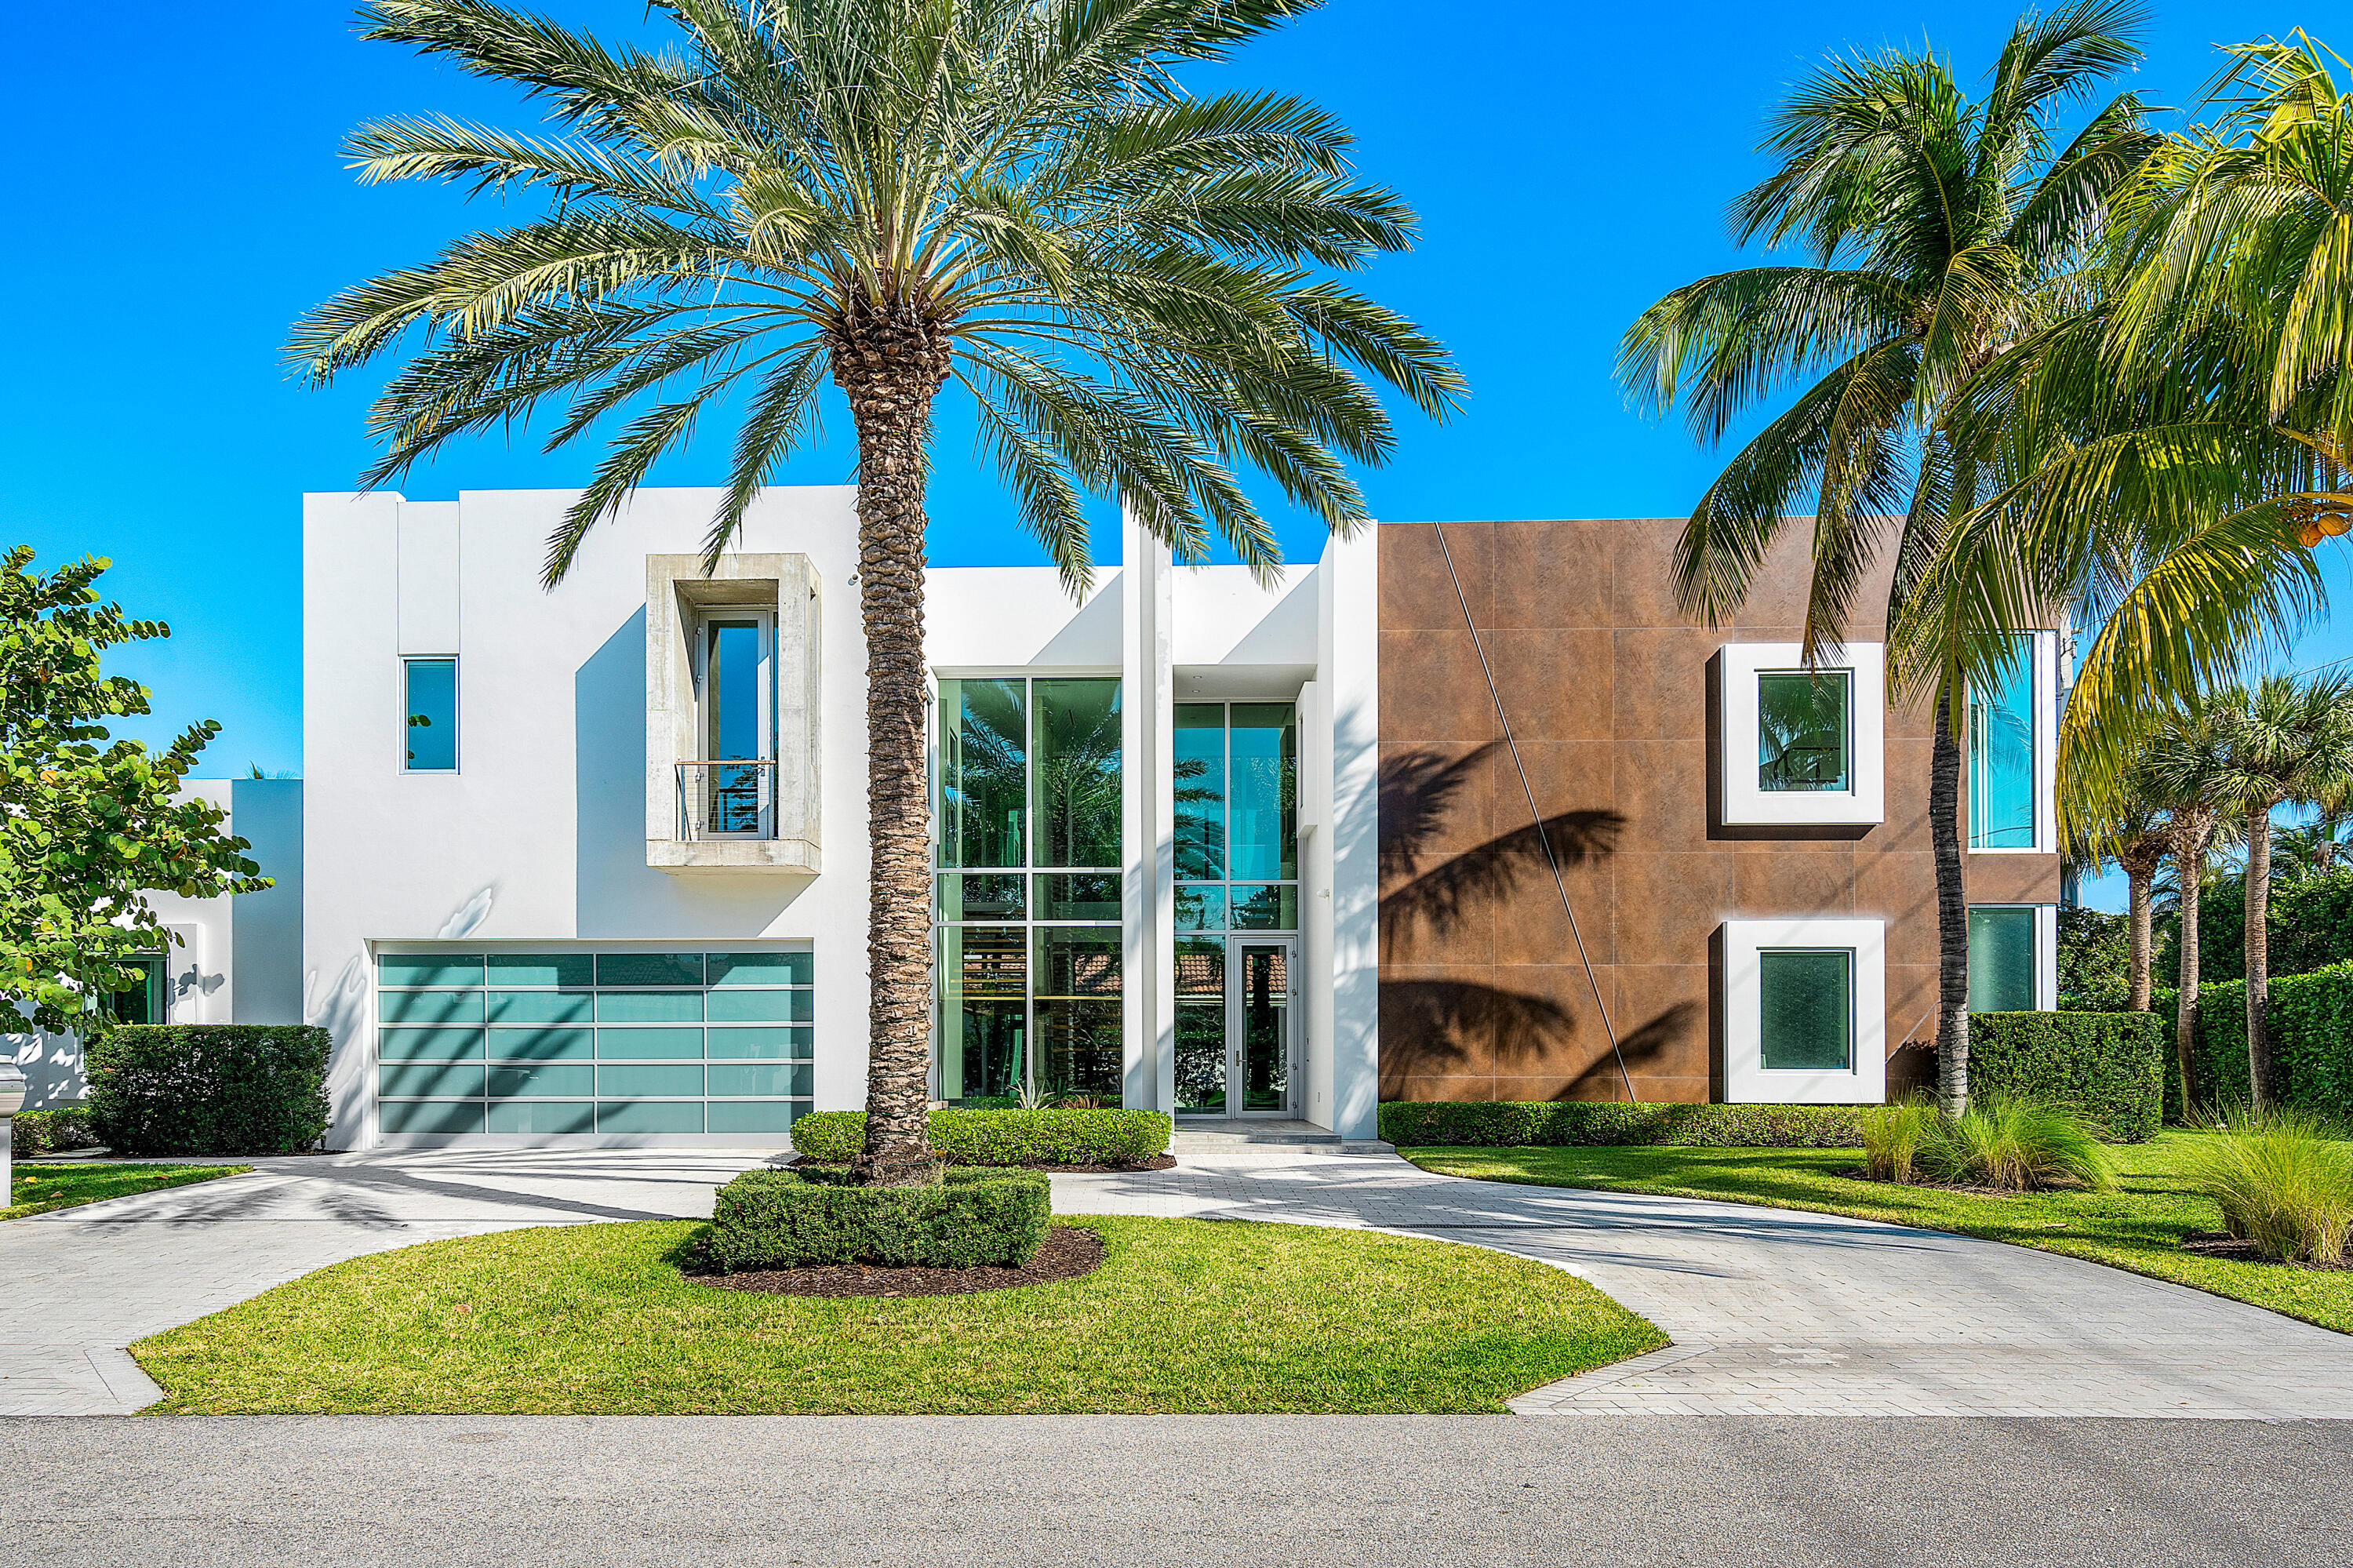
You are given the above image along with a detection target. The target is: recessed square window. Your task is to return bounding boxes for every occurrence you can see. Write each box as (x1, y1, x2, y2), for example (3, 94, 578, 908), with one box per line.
(1720, 644, 1884, 826)
(1722, 918, 1886, 1104)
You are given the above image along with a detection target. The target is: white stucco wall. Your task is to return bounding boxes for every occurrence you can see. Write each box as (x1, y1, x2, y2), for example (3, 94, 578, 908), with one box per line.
(302, 486, 871, 1148)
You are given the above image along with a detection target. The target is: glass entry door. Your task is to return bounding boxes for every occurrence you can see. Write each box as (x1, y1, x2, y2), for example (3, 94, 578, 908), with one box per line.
(1173, 936, 1296, 1117)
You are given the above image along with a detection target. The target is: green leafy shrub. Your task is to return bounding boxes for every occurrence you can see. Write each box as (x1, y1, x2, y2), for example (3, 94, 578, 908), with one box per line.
(1916, 1095, 2116, 1192)
(2187, 968, 2353, 1119)
(2177, 1109, 2353, 1264)
(1969, 1011, 2166, 1141)
(1860, 1097, 1939, 1183)
(84, 1026, 330, 1155)
(1378, 1102, 1864, 1148)
(697, 1166, 1049, 1271)
(9, 1105, 100, 1156)
(791, 1108, 1171, 1166)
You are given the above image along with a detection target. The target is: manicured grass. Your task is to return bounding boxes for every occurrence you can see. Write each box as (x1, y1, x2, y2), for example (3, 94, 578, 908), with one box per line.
(133, 1216, 1667, 1414)
(6, 1162, 250, 1220)
(1404, 1133, 2353, 1334)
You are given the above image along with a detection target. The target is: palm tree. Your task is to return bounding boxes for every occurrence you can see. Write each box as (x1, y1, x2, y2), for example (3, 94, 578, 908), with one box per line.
(1618, 0, 2156, 1115)
(291, 0, 1461, 1181)
(2060, 782, 2166, 1010)
(2139, 697, 2234, 1108)
(2208, 673, 2353, 1109)
(2274, 791, 2353, 878)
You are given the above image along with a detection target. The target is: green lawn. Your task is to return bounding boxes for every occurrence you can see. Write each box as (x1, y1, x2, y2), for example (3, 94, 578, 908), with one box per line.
(7, 1162, 250, 1220)
(132, 1215, 1667, 1414)
(1403, 1133, 2353, 1334)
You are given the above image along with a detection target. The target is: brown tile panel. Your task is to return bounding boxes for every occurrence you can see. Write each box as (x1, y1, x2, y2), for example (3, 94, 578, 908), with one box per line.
(1966, 853, 2063, 905)
(1376, 517, 1954, 1106)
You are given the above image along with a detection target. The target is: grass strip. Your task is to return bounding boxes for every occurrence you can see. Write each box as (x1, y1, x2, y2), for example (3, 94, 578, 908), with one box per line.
(7, 1162, 250, 1220)
(1403, 1133, 2353, 1334)
(133, 1215, 1667, 1414)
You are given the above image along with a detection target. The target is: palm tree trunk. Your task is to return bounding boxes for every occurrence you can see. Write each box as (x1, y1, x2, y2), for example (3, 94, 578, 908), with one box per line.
(2173, 820, 2206, 1114)
(1931, 682, 1969, 1116)
(835, 300, 954, 1185)
(2245, 802, 2277, 1112)
(2126, 865, 2152, 1012)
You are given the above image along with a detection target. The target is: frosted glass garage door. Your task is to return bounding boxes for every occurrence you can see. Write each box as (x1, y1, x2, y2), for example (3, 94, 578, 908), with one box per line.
(376, 949, 812, 1136)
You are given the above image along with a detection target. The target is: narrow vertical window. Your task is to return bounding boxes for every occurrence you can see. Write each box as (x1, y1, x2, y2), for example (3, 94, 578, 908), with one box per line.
(1967, 906, 2038, 1011)
(403, 657, 458, 771)
(938, 678, 1027, 868)
(1969, 635, 2037, 848)
(700, 616, 771, 835)
(1173, 704, 1227, 880)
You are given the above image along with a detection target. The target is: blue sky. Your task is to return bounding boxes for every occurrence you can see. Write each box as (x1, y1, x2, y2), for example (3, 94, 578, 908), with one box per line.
(5, 1, 2339, 908)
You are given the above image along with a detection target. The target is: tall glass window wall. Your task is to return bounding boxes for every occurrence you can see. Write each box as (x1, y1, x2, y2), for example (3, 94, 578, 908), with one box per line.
(935, 678, 1123, 1106)
(1969, 635, 2038, 848)
(1173, 703, 1298, 1113)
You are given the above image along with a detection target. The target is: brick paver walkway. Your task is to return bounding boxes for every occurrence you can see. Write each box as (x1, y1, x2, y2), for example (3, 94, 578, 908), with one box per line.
(0, 1150, 776, 1414)
(1054, 1146, 2353, 1418)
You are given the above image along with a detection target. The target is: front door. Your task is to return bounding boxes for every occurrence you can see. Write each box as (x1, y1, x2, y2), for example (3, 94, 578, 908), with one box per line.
(1174, 936, 1297, 1116)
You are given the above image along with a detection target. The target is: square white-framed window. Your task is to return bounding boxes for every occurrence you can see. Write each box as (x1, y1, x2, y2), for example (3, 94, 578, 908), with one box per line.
(1966, 903, 2058, 1011)
(1719, 643, 1885, 826)
(1967, 631, 2060, 853)
(1722, 917, 1886, 1104)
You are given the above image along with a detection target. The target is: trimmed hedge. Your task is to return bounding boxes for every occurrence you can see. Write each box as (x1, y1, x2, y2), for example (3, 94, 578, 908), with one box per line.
(9, 1105, 100, 1157)
(2184, 966, 2353, 1118)
(85, 1025, 331, 1155)
(1378, 1101, 1866, 1148)
(791, 1108, 1172, 1167)
(699, 1166, 1049, 1271)
(1968, 1011, 2166, 1143)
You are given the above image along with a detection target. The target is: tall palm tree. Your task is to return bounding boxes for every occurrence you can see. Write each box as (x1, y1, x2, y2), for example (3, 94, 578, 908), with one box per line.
(2060, 781, 2166, 1009)
(2208, 672, 2353, 1109)
(2139, 696, 2234, 1108)
(291, 0, 1461, 1181)
(1618, 0, 2156, 1115)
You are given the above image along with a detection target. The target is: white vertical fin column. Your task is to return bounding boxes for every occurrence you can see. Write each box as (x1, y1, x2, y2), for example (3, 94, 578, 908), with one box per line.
(1324, 526, 1382, 1141)
(1121, 507, 1176, 1111)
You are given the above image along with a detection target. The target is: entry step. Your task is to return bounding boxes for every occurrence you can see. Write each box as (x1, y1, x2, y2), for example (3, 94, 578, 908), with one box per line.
(1171, 1119, 1393, 1151)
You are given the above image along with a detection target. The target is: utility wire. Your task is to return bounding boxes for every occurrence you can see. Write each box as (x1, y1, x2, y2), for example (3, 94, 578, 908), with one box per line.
(1433, 524, 1638, 1103)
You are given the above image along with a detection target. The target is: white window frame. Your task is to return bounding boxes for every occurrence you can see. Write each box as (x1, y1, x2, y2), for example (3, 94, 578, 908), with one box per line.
(1722, 917, 1886, 1104)
(1967, 902, 2060, 1011)
(1966, 630, 2060, 854)
(1719, 642, 1886, 827)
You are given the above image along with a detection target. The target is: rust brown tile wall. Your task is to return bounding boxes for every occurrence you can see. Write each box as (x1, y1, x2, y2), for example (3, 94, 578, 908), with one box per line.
(1376, 518, 2060, 1105)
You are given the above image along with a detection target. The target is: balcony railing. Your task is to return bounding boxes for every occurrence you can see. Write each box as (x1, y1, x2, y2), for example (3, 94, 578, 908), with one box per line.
(676, 759, 776, 839)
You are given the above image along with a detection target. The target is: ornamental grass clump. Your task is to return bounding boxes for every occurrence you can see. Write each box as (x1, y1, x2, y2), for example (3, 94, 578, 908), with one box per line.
(2179, 1110, 2353, 1265)
(1916, 1095, 2116, 1193)
(1860, 1097, 1940, 1184)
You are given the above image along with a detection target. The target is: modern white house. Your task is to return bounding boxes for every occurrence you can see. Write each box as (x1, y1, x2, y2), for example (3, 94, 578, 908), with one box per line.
(12, 486, 2063, 1146)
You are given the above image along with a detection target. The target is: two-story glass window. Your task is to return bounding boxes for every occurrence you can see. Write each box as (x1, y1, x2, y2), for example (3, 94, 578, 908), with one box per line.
(935, 677, 1123, 1107)
(1969, 635, 2038, 849)
(1174, 703, 1299, 931)
(403, 657, 458, 772)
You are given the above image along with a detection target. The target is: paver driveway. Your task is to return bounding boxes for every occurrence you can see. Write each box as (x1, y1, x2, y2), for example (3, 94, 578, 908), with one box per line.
(0, 1149, 779, 1414)
(1056, 1146, 2353, 1418)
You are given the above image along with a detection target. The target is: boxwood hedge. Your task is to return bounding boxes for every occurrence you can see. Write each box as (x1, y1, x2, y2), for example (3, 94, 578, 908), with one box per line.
(1378, 1101, 1866, 1148)
(1968, 1010, 2166, 1142)
(9, 1105, 100, 1157)
(791, 1108, 1170, 1167)
(85, 1025, 331, 1155)
(699, 1165, 1049, 1271)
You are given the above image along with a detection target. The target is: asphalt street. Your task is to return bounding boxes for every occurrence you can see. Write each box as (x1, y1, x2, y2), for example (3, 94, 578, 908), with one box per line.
(7, 1414, 2350, 1567)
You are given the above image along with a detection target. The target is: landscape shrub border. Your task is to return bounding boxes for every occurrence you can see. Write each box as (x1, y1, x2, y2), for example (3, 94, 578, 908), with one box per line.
(791, 1108, 1172, 1167)
(697, 1165, 1050, 1271)
(8, 1105, 100, 1157)
(1379, 1101, 1866, 1148)
(2184, 966, 2353, 1119)
(85, 1025, 331, 1156)
(1967, 1011, 2165, 1142)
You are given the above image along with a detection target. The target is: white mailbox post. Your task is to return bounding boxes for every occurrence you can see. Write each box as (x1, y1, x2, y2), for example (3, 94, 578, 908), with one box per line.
(0, 1063, 26, 1203)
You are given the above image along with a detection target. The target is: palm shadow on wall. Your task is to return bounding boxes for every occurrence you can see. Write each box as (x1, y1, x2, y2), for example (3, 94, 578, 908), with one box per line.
(1379, 743, 1697, 1098)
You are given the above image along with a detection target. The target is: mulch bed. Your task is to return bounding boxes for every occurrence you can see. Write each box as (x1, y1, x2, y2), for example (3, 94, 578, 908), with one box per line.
(2180, 1231, 2353, 1272)
(687, 1224, 1108, 1299)
(787, 1155, 1176, 1174)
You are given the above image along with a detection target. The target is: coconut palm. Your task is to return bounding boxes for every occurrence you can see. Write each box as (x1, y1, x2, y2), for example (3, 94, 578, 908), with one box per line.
(2139, 696, 2235, 1108)
(1618, 0, 2157, 1114)
(290, 0, 1461, 1181)
(2208, 673, 2353, 1110)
